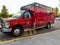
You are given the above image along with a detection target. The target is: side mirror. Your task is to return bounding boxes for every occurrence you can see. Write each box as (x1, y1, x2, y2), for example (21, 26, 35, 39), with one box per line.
(22, 15, 25, 19)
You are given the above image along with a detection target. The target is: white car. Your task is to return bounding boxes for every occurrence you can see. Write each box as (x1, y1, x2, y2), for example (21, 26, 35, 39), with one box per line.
(56, 17, 60, 20)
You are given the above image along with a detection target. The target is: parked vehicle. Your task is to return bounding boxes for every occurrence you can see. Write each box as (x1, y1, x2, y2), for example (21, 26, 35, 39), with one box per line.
(0, 2, 55, 37)
(56, 17, 60, 20)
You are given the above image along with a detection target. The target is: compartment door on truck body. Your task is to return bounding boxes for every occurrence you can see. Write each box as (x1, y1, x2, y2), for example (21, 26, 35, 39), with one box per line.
(39, 8, 47, 26)
(45, 10, 51, 24)
(34, 7, 46, 27)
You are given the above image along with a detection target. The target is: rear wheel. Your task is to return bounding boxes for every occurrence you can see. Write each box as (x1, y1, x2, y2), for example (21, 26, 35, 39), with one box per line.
(45, 23, 51, 29)
(12, 27, 23, 37)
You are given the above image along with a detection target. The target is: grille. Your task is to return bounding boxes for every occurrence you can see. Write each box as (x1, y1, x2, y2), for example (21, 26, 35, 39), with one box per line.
(0, 18, 5, 28)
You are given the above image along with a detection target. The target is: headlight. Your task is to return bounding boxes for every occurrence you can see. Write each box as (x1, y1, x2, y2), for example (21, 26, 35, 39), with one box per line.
(4, 22, 10, 28)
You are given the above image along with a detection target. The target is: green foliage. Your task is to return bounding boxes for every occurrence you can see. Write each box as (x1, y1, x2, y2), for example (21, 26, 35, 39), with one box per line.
(0, 5, 13, 18)
(54, 7, 59, 17)
(9, 14, 13, 17)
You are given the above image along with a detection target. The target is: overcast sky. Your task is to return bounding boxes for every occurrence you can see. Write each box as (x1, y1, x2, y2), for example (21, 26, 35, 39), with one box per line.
(0, 0, 58, 13)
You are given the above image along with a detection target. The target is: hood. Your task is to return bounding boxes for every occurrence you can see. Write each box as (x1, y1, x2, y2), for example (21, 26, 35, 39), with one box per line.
(3, 18, 18, 22)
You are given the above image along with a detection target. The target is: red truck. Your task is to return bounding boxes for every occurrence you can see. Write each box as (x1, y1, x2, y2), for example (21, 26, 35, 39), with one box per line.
(0, 2, 55, 37)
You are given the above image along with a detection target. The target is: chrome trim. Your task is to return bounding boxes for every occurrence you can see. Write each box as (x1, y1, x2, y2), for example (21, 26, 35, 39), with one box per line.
(1, 28, 12, 32)
(13, 29, 21, 36)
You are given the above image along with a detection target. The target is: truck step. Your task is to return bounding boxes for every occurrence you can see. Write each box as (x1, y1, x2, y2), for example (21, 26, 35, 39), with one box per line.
(22, 29, 37, 37)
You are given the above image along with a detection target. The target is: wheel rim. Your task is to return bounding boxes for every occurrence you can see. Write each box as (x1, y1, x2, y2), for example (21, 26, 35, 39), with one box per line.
(13, 29, 20, 36)
(48, 24, 50, 28)
(48, 25, 49, 28)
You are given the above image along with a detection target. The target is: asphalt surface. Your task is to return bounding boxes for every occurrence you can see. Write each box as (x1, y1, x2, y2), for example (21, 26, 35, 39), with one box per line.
(0, 19, 60, 45)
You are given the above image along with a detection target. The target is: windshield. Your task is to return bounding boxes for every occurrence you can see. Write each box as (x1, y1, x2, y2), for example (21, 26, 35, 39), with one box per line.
(12, 10, 26, 18)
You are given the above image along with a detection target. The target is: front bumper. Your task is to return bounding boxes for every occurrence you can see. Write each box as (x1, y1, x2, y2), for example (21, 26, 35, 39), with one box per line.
(1, 28, 12, 32)
(0, 18, 12, 32)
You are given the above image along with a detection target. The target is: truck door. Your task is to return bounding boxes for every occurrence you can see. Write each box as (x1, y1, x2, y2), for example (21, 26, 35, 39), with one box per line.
(22, 11, 33, 29)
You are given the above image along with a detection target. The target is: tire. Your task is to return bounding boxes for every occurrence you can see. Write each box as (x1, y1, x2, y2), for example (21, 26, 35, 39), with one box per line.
(45, 23, 51, 29)
(11, 27, 23, 37)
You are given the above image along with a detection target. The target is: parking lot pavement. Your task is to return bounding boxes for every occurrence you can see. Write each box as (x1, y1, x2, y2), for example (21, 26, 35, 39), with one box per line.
(0, 29, 60, 45)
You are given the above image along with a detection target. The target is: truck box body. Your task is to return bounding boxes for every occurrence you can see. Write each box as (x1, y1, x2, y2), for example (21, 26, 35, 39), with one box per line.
(20, 2, 54, 29)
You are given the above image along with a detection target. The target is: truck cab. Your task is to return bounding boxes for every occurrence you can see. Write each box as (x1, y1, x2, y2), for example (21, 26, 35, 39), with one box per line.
(0, 2, 55, 37)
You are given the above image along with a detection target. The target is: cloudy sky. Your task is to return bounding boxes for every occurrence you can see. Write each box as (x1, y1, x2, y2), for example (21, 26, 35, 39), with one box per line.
(0, 0, 59, 13)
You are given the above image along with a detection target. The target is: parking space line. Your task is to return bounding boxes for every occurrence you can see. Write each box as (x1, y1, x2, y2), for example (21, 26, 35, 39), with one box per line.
(0, 29, 60, 44)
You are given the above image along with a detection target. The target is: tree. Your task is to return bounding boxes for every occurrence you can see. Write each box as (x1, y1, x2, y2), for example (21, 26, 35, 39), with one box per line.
(9, 14, 13, 17)
(0, 5, 10, 18)
(54, 7, 59, 17)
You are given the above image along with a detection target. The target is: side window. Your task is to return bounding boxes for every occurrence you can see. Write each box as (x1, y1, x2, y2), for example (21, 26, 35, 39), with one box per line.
(47, 10, 51, 14)
(24, 11, 31, 18)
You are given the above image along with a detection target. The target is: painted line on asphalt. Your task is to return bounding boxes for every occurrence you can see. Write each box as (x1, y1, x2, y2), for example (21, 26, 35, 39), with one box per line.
(0, 29, 60, 44)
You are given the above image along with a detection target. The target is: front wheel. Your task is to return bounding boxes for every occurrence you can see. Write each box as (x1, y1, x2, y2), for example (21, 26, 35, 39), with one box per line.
(12, 27, 23, 37)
